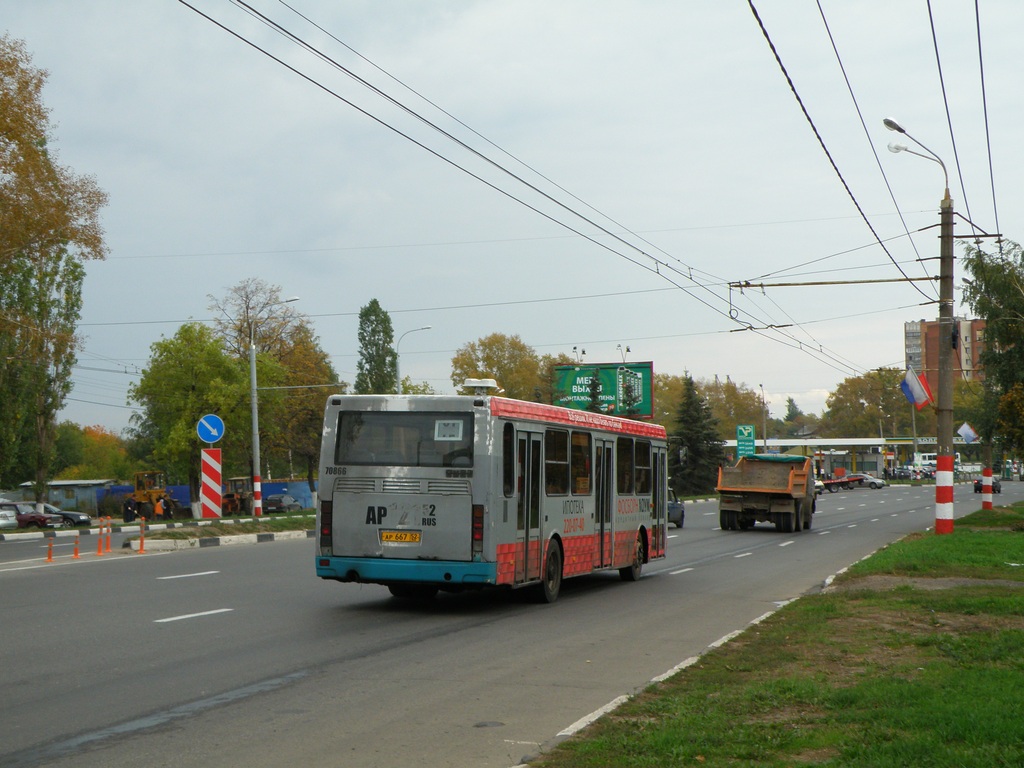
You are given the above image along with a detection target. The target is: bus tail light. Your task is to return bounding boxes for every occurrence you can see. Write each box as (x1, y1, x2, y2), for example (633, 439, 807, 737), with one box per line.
(472, 504, 484, 557)
(319, 499, 333, 554)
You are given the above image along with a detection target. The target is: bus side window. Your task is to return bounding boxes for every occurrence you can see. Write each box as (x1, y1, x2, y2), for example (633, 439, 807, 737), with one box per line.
(544, 429, 569, 495)
(617, 437, 634, 494)
(635, 440, 651, 494)
(502, 423, 515, 497)
(571, 432, 592, 495)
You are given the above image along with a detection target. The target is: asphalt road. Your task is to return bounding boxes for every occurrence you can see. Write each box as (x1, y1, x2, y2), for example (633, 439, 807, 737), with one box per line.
(0, 480, 1016, 768)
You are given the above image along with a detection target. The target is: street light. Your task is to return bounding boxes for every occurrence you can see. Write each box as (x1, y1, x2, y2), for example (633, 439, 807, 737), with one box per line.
(884, 116, 955, 534)
(395, 326, 431, 394)
(249, 296, 299, 516)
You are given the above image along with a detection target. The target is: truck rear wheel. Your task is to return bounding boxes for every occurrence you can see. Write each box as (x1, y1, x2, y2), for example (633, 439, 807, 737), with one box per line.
(777, 511, 795, 533)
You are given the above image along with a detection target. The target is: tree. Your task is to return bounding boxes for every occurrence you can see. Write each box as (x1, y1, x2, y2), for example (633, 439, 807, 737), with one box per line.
(668, 374, 726, 495)
(56, 424, 134, 480)
(0, 36, 107, 490)
(784, 397, 802, 422)
(278, 322, 342, 489)
(128, 323, 246, 503)
(961, 240, 1024, 456)
(698, 376, 763, 441)
(355, 299, 396, 394)
(652, 373, 686, 429)
(819, 368, 922, 440)
(209, 279, 335, 481)
(398, 377, 436, 395)
(450, 333, 540, 399)
(537, 353, 576, 404)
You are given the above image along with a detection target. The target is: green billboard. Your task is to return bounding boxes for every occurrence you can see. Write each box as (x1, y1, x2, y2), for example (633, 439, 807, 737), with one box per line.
(553, 362, 654, 419)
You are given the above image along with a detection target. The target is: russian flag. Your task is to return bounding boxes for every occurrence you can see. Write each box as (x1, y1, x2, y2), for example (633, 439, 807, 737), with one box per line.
(900, 367, 934, 410)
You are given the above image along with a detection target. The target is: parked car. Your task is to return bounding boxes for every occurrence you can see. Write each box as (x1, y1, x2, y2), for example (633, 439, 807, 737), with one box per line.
(264, 494, 302, 513)
(892, 467, 913, 480)
(0, 501, 63, 529)
(0, 505, 17, 530)
(974, 477, 1002, 494)
(667, 491, 685, 528)
(846, 473, 887, 489)
(40, 503, 92, 528)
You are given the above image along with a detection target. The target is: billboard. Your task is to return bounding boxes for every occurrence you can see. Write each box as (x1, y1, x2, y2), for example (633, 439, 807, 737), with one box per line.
(553, 362, 654, 419)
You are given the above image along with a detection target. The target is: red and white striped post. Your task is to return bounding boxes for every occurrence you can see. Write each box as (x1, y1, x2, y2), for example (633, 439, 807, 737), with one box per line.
(981, 466, 994, 511)
(201, 448, 223, 519)
(935, 454, 955, 534)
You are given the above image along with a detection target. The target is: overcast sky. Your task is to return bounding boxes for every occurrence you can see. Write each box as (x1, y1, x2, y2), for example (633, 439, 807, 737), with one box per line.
(4, 1, 1019, 434)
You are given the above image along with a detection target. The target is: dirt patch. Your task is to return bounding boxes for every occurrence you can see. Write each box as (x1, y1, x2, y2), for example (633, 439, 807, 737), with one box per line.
(824, 574, 1024, 593)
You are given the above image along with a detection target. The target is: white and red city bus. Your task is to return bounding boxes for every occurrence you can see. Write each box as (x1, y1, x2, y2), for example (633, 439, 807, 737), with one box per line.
(315, 384, 669, 602)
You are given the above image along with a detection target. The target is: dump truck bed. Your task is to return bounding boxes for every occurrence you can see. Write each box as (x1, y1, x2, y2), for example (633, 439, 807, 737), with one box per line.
(717, 454, 812, 498)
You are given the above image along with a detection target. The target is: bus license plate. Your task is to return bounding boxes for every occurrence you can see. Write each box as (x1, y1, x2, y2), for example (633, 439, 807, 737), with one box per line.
(380, 530, 421, 544)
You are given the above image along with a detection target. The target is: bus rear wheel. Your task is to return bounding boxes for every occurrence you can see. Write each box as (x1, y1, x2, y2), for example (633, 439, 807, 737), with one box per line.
(619, 535, 644, 582)
(540, 543, 563, 603)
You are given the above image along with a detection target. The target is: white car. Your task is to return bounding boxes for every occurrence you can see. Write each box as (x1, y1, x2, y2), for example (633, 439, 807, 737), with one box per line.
(0, 506, 17, 530)
(847, 473, 887, 489)
(814, 480, 824, 496)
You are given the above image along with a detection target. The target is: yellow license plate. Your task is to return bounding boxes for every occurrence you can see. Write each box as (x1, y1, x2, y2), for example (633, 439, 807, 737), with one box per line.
(380, 530, 421, 544)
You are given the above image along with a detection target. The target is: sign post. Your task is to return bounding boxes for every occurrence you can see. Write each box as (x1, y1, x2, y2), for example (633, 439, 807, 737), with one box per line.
(736, 425, 756, 458)
(197, 415, 225, 519)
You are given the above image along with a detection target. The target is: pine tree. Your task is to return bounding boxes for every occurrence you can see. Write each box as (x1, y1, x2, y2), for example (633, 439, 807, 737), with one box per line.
(354, 299, 397, 394)
(669, 374, 726, 495)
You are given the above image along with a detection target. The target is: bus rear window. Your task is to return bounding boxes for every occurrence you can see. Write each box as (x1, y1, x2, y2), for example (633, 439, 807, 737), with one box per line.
(334, 412, 474, 467)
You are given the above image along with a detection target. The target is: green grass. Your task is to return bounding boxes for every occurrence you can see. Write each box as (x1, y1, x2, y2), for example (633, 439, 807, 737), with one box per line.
(531, 502, 1024, 767)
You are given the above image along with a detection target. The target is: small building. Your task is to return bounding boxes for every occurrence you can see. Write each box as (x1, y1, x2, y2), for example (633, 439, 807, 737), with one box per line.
(16, 479, 117, 514)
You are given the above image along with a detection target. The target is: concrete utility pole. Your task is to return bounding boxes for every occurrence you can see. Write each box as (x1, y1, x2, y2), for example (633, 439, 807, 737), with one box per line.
(884, 117, 955, 534)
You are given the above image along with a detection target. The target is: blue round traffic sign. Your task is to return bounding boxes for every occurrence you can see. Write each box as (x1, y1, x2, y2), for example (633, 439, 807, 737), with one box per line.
(197, 414, 225, 444)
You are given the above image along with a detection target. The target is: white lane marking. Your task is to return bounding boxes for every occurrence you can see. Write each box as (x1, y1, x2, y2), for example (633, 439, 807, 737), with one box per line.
(154, 608, 233, 623)
(556, 696, 630, 737)
(735, 552, 752, 559)
(848, 524, 858, 528)
(158, 571, 220, 580)
(670, 567, 694, 575)
(779, 540, 795, 547)
(818, 530, 831, 535)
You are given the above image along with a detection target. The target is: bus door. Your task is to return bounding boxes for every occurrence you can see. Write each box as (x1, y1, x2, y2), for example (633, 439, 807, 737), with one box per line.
(515, 432, 542, 584)
(594, 438, 614, 569)
(652, 448, 667, 556)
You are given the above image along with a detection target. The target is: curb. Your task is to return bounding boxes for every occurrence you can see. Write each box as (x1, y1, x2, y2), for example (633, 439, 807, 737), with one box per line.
(0, 513, 314, 544)
(129, 529, 315, 551)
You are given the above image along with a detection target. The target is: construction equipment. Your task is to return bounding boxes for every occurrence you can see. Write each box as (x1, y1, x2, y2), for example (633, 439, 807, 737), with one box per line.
(131, 471, 177, 519)
(221, 476, 252, 515)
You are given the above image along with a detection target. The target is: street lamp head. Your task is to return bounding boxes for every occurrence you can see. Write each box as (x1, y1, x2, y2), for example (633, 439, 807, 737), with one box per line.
(887, 142, 908, 154)
(883, 117, 905, 133)
(282, 296, 300, 304)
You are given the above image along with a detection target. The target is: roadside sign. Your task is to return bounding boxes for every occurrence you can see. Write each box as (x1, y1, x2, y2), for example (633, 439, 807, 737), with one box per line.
(736, 424, 756, 457)
(197, 414, 225, 444)
(200, 448, 222, 518)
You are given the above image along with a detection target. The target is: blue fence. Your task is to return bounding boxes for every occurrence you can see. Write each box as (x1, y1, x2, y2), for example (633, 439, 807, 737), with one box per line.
(99, 481, 316, 513)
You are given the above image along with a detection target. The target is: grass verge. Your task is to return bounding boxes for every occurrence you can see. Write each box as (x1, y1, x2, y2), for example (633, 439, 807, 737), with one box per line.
(531, 504, 1024, 767)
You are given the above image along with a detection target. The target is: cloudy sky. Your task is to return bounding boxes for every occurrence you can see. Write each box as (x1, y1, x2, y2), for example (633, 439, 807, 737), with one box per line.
(4, 1, 1019, 434)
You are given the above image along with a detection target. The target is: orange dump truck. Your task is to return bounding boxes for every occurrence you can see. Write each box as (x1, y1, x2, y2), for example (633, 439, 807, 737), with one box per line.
(716, 454, 816, 533)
